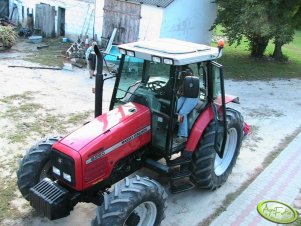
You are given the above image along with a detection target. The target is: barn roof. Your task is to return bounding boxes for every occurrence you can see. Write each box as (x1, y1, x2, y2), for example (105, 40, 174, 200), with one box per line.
(121, 0, 174, 8)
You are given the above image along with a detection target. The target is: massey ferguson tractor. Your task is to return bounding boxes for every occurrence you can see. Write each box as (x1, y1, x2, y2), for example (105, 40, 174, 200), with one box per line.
(17, 38, 249, 225)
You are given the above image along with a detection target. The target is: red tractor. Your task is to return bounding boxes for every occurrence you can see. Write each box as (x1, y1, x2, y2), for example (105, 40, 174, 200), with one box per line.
(17, 39, 249, 225)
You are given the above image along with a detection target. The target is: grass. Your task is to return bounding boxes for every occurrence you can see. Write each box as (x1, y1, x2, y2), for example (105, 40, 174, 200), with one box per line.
(24, 38, 70, 68)
(67, 111, 92, 124)
(0, 153, 22, 222)
(0, 179, 17, 221)
(213, 29, 301, 80)
(0, 91, 94, 222)
(0, 92, 34, 104)
(0, 92, 93, 143)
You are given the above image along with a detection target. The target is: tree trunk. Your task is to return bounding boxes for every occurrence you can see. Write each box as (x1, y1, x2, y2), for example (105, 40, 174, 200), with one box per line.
(272, 41, 283, 60)
(250, 36, 269, 58)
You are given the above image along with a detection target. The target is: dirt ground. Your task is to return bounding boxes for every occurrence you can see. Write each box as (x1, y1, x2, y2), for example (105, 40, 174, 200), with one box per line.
(0, 40, 301, 226)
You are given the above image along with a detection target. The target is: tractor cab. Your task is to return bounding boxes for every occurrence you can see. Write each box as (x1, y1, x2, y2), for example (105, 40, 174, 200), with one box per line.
(107, 39, 225, 156)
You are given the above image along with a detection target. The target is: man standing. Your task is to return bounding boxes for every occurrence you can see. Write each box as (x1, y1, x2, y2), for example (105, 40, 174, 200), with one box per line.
(85, 41, 97, 79)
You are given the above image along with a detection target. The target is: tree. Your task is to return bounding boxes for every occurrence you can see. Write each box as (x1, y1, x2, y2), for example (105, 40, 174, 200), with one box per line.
(214, 0, 301, 59)
(214, 0, 272, 58)
(269, 0, 301, 60)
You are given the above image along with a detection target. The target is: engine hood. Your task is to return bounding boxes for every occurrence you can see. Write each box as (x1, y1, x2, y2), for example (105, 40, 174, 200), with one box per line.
(58, 102, 149, 151)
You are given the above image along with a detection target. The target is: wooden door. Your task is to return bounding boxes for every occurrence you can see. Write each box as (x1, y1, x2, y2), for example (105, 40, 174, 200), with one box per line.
(57, 7, 65, 36)
(35, 4, 55, 37)
(102, 0, 141, 44)
(0, 0, 9, 18)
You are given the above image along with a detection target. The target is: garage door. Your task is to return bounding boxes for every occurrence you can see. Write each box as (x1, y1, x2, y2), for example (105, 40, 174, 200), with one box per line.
(102, 0, 141, 44)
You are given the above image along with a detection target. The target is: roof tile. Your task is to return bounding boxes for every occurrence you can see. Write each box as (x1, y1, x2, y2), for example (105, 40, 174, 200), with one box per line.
(120, 0, 174, 8)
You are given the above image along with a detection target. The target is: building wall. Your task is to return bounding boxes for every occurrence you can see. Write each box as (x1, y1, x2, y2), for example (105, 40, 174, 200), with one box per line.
(9, 0, 216, 44)
(160, 0, 217, 44)
(62, 0, 104, 41)
(10, 0, 104, 41)
(138, 4, 163, 41)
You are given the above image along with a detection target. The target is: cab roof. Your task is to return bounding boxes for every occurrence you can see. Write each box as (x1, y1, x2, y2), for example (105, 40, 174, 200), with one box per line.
(118, 38, 221, 66)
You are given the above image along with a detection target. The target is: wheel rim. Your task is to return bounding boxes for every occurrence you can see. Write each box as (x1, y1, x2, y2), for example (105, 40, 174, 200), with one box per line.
(214, 128, 238, 176)
(124, 201, 157, 226)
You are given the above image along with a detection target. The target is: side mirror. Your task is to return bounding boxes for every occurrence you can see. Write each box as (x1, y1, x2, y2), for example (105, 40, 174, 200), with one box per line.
(183, 76, 200, 98)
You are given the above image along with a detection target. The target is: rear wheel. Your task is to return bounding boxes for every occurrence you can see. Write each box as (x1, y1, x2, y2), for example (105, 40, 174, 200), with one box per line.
(17, 136, 61, 200)
(190, 108, 243, 190)
(91, 176, 167, 226)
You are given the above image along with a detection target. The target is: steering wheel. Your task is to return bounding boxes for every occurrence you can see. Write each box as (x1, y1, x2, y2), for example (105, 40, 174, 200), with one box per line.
(147, 80, 166, 92)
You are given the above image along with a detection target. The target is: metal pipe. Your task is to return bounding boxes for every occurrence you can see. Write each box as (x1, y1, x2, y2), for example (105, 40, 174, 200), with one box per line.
(94, 45, 103, 117)
(218, 66, 227, 158)
(109, 54, 125, 110)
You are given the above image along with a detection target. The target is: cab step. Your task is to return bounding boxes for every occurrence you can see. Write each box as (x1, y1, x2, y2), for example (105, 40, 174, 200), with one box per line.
(168, 156, 191, 167)
(170, 182, 194, 194)
(171, 169, 191, 180)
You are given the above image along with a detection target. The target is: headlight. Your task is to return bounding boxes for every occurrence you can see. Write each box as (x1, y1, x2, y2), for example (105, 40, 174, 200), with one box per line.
(119, 48, 126, 55)
(51, 149, 76, 186)
(152, 56, 161, 63)
(63, 172, 72, 182)
(126, 50, 135, 57)
(163, 58, 174, 65)
(53, 166, 60, 175)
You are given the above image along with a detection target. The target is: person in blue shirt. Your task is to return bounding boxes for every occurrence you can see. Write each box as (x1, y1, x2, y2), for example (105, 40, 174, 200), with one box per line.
(85, 41, 97, 79)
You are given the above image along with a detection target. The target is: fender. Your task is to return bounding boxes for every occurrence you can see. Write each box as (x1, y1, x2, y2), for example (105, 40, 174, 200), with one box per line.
(185, 104, 215, 152)
(185, 95, 240, 153)
(215, 95, 240, 106)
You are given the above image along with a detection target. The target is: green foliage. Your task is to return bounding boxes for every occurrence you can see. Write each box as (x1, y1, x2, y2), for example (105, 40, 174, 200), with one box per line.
(24, 38, 69, 67)
(214, 0, 301, 59)
(0, 25, 17, 49)
(214, 0, 272, 57)
(268, 0, 301, 59)
(215, 30, 301, 80)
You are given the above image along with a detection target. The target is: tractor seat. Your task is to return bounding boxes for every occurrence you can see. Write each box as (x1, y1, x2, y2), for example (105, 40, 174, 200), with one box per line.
(188, 99, 206, 130)
(194, 99, 206, 112)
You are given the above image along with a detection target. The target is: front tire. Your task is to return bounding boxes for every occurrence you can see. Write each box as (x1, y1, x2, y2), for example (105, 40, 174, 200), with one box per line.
(17, 136, 61, 200)
(91, 176, 168, 226)
(190, 108, 243, 190)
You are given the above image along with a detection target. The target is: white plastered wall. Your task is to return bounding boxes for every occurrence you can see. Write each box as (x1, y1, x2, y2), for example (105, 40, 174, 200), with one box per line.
(10, 0, 104, 41)
(160, 0, 217, 45)
(138, 4, 163, 41)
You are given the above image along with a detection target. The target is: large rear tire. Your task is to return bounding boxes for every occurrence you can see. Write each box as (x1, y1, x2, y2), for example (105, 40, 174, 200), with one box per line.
(91, 176, 168, 226)
(190, 108, 243, 190)
(17, 136, 61, 200)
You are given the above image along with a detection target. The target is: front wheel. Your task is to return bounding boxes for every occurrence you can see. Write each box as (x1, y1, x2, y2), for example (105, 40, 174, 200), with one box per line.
(91, 176, 167, 226)
(17, 136, 61, 200)
(190, 108, 243, 190)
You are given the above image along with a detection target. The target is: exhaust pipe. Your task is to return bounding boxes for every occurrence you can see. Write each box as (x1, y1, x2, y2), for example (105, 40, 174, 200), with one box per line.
(94, 44, 103, 117)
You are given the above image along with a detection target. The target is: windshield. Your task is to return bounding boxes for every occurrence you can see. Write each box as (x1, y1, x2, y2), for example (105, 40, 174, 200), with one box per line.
(115, 56, 171, 103)
(114, 56, 208, 106)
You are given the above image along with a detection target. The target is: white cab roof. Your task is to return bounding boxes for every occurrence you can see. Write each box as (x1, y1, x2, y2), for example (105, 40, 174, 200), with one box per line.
(118, 38, 221, 65)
